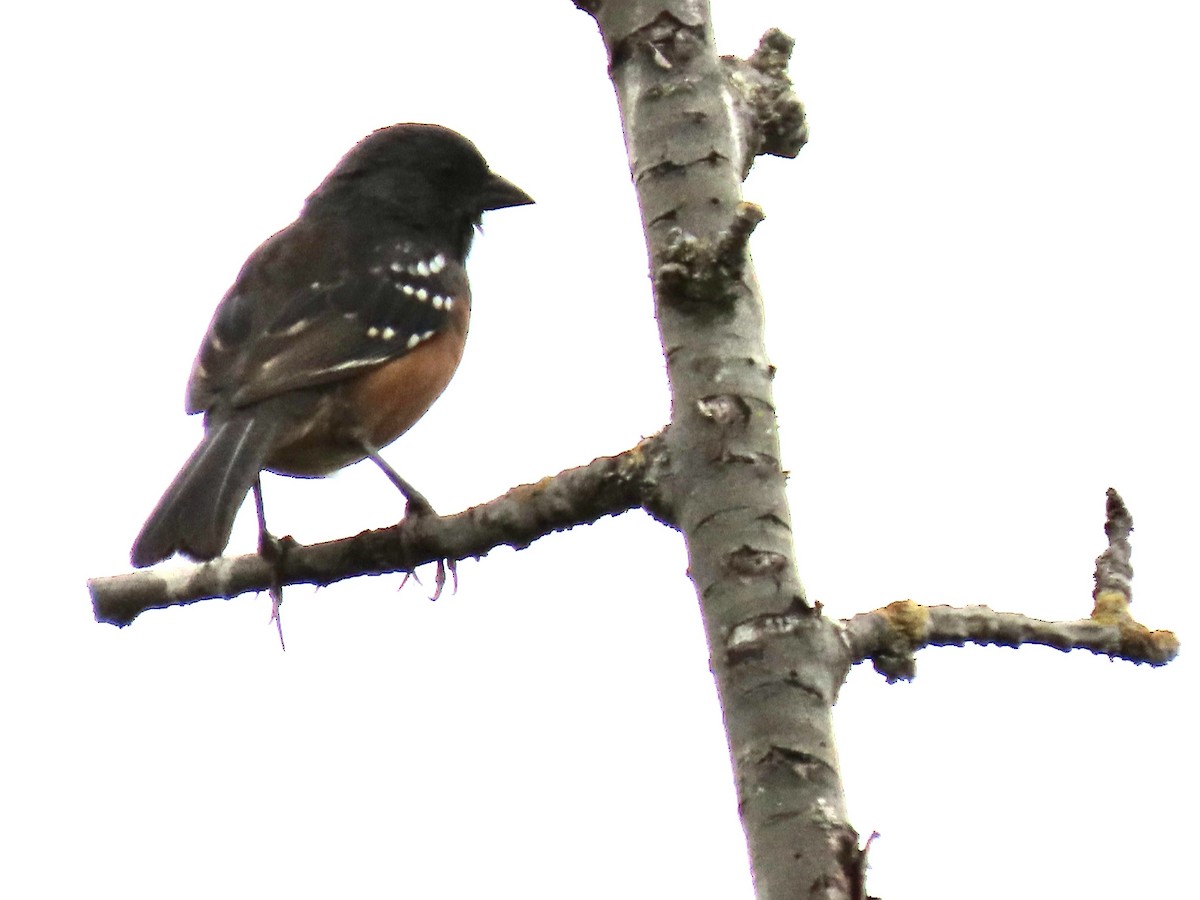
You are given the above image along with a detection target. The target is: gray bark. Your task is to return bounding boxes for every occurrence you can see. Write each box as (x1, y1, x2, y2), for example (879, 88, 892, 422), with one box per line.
(579, 3, 865, 896)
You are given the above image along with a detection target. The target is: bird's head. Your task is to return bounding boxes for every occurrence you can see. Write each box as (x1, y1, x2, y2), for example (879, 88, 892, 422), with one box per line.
(304, 124, 532, 258)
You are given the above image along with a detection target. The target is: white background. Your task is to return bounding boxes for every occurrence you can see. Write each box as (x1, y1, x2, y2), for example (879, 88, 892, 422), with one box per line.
(3, 2, 1195, 897)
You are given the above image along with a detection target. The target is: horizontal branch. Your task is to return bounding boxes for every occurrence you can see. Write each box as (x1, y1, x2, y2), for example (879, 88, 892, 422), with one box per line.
(90, 433, 670, 627)
(841, 488, 1180, 681)
(842, 600, 1179, 682)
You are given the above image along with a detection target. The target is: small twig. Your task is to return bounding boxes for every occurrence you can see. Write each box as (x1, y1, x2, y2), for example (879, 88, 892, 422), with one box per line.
(842, 488, 1180, 681)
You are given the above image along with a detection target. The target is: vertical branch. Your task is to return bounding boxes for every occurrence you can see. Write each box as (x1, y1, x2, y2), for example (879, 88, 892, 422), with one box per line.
(578, 3, 861, 897)
(1089, 488, 1176, 661)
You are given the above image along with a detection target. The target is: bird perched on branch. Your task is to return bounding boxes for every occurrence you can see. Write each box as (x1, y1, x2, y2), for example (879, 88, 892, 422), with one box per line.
(131, 124, 533, 569)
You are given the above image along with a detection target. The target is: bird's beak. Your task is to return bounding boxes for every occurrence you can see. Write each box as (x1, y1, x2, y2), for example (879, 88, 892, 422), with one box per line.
(481, 173, 534, 210)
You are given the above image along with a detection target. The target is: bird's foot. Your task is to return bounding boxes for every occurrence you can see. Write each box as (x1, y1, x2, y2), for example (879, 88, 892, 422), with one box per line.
(399, 557, 458, 601)
(258, 531, 298, 650)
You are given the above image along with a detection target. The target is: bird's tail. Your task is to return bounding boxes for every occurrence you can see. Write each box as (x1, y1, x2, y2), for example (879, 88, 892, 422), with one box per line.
(130, 413, 281, 568)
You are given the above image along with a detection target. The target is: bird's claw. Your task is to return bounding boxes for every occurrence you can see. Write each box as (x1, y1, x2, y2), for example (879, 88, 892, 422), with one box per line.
(399, 558, 459, 601)
(258, 532, 297, 650)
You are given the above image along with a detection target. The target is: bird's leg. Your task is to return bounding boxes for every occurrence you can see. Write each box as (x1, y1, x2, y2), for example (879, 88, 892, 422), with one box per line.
(254, 478, 291, 649)
(254, 477, 281, 557)
(356, 437, 457, 599)
(358, 444, 436, 517)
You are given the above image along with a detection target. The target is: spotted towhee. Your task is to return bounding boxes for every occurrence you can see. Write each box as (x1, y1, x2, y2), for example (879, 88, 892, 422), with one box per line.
(130, 124, 532, 569)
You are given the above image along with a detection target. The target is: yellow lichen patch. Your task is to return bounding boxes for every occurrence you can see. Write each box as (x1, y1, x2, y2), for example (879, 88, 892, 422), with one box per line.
(1091, 589, 1180, 665)
(883, 599, 930, 646)
(1118, 621, 1181, 666)
(1091, 589, 1131, 625)
(618, 443, 645, 475)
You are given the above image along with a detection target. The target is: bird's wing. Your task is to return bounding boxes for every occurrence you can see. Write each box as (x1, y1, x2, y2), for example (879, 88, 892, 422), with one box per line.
(186, 221, 468, 413)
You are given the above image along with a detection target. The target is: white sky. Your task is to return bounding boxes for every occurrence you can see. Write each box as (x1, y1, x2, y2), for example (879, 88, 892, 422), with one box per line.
(3, 2, 1196, 897)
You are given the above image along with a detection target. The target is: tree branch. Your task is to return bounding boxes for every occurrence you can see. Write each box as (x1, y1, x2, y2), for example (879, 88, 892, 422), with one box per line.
(90, 433, 670, 626)
(842, 488, 1180, 682)
(579, 4, 859, 897)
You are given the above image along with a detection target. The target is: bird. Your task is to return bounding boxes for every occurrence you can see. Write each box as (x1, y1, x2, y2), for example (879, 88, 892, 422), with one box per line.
(130, 124, 533, 569)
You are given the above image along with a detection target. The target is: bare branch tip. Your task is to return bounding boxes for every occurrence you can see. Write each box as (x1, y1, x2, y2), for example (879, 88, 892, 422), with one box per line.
(1104, 487, 1133, 540)
(1093, 486, 1135, 606)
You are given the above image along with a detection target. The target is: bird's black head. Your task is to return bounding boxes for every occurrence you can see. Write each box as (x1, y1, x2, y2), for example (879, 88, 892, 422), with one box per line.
(304, 124, 532, 260)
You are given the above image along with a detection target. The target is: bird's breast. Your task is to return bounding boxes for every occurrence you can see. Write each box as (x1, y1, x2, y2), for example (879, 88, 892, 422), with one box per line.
(264, 297, 470, 477)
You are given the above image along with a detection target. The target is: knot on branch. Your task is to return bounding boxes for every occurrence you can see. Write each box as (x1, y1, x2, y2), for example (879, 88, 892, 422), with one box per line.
(871, 599, 929, 682)
(722, 28, 808, 169)
(655, 202, 764, 306)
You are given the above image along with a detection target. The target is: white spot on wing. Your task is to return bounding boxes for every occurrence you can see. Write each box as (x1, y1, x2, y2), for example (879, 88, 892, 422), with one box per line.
(406, 333, 420, 349)
(416, 260, 431, 277)
(381, 327, 396, 340)
(416, 288, 429, 302)
(367, 326, 379, 338)
(429, 253, 446, 274)
(327, 358, 373, 374)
